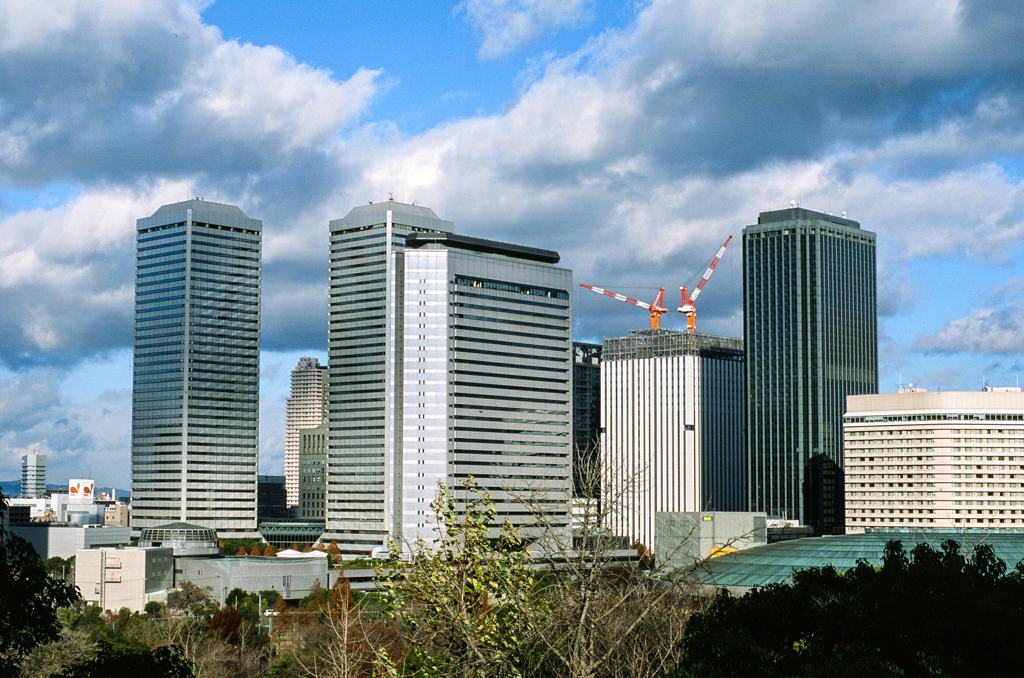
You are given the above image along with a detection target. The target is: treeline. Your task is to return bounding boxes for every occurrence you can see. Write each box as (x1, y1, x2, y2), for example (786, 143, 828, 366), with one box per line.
(7, 482, 1024, 677)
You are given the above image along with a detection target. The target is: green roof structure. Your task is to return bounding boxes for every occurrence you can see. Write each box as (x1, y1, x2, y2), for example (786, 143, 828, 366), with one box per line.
(690, 530, 1024, 590)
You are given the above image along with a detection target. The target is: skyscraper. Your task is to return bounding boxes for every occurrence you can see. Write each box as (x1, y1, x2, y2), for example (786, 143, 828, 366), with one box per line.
(131, 199, 261, 535)
(601, 330, 746, 548)
(285, 357, 328, 510)
(21, 451, 46, 498)
(326, 200, 573, 554)
(744, 207, 877, 534)
(573, 342, 601, 497)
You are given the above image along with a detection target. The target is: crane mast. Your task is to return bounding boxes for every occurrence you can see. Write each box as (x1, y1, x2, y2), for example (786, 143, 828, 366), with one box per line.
(677, 235, 732, 333)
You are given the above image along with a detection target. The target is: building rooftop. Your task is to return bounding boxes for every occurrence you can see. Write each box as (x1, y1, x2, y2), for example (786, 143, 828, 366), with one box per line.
(846, 389, 1024, 415)
(691, 530, 1024, 589)
(148, 521, 215, 532)
(603, 329, 743, 362)
(331, 199, 455, 232)
(152, 199, 251, 221)
(755, 206, 860, 230)
(405, 232, 560, 264)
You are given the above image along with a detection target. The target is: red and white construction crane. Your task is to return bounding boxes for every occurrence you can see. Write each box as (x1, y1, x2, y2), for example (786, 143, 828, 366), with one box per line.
(578, 285, 668, 329)
(677, 235, 732, 333)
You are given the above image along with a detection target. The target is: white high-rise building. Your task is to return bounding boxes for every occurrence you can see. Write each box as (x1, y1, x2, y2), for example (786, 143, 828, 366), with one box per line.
(21, 451, 47, 498)
(285, 357, 328, 510)
(326, 201, 573, 555)
(601, 330, 746, 550)
(131, 199, 262, 535)
(845, 387, 1024, 531)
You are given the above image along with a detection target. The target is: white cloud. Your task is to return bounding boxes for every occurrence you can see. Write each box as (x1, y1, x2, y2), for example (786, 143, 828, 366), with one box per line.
(915, 306, 1024, 354)
(0, 0, 381, 183)
(458, 0, 592, 58)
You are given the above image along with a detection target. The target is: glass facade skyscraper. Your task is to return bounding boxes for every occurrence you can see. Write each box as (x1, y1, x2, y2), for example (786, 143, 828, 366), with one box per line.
(326, 200, 573, 555)
(131, 199, 261, 534)
(743, 207, 877, 534)
(573, 342, 601, 497)
(327, 201, 455, 554)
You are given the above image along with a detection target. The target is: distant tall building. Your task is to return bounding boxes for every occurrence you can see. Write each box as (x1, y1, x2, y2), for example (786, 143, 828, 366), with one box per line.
(844, 387, 1024, 532)
(744, 207, 877, 534)
(21, 452, 46, 498)
(131, 199, 261, 534)
(573, 342, 602, 496)
(257, 476, 288, 523)
(299, 425, 327, 523)
(601, 330, 746, 549)
(326, 200, 573, 554)
(285, 357, 328, 510)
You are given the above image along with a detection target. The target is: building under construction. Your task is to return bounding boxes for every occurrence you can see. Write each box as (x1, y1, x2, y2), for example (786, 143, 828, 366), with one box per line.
(601, 329, 746, 550)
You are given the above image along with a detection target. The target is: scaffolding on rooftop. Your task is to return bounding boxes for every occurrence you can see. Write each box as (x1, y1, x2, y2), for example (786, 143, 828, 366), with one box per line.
(603, 328, 743, 362)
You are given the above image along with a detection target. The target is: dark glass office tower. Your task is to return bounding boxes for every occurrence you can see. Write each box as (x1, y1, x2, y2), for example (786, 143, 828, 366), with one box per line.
(131, 199, 261, 535)
(573, 342, 601, 497)
(743, 207, 877, 535)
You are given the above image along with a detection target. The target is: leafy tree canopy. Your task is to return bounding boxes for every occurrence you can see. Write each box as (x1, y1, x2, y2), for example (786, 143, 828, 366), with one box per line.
(677, 539, 1024, 678)
(0, 489, 81, 672)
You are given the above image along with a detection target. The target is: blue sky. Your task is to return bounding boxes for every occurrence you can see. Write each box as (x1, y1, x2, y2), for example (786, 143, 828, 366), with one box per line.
(1, 0, 1024, 488)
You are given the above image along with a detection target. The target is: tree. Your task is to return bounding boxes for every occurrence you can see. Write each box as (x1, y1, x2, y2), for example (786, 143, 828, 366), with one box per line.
(327, 540, 342, 557)
(677, 539, 1024, 678)
(298, 571, 405, 678)
(166, 581, 218, 618)
(250, 544, 263, 557)
(208, 606, 243, 645)
(264, 544, 277, 557)
(379, 477, 537, 678)
(0, 489, 81, 672)
(235, 547, 247, 556)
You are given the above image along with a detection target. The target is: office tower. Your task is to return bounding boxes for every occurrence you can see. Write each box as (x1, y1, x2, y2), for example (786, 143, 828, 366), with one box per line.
(299, 425, 327, 522)
(257, 476, 288, 523)
(21, 452, 47, 498)
(844, 387, 1024, 531)
(131, 199, 261, 535)
(285, 357, 328, 510)
(601, 330, 746, 549)
(327, 200, 573, 554)
(744, 207, 877, 535)
(573, 342, 602, 496)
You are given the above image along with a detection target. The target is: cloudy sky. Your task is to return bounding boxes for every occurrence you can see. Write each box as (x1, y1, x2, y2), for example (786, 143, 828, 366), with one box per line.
(2, 0, 1024, 488)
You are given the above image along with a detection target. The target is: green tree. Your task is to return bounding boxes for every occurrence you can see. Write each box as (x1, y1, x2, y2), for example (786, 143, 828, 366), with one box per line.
(677, 539, 1024, 678)
(166, 581, 218, 618)
(0, 489, 81, 672)
(379, 477, 538, 678)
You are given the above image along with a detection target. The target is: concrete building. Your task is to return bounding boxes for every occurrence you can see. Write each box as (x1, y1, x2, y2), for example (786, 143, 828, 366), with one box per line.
(12, 524, 131, 559)
(573, 342, 602, 497)
(299, 425, 327, 522)
(176, 555, 337, 604)
(21, 452, 46, 498)
(656, 511, 768, 571)
(258, 475, 288, 523)
(138, 522, 220, 556)
(744, 207, 877, 535)
(104, 503, 130, 527)
(601, 330, 746, 549)
(326, 200, 573, 554)
(131, 199, 261, 535)
(845, 388, 1024, 530)
(285, 357, 328, 510)
(77, 547, 174, 612)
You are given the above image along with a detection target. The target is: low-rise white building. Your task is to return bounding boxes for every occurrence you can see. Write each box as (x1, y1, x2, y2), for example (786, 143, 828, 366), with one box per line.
(12, 524, 130, 559)
(76, 546, 174, 612)
(845, 387, 1024, 531)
